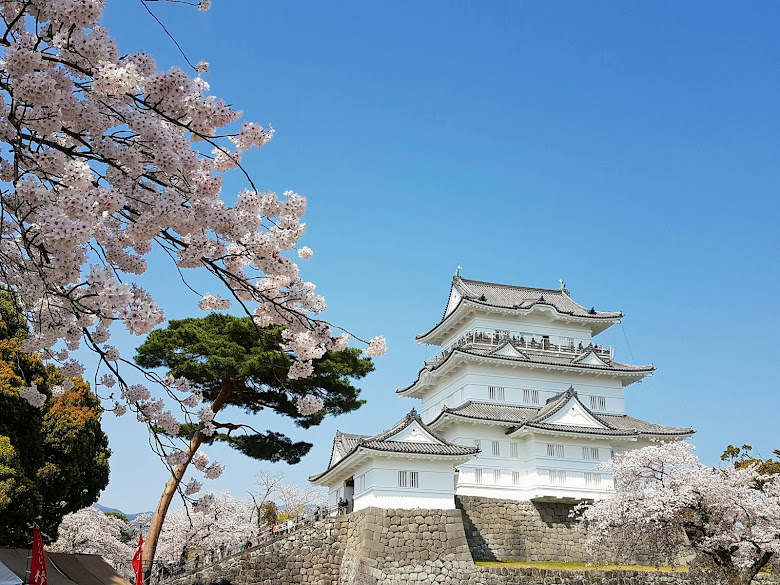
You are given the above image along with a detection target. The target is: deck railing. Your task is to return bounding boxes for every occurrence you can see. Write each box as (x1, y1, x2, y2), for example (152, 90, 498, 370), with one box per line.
(425, 330, 614, 367)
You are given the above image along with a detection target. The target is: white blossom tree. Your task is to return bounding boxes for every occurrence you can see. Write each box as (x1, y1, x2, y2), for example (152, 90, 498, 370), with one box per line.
(580, 442, 780, 585)
(250, 470, 326, 524)
(48, 507, 133, 565)
(0, 0, 384, 565)
(152, 492, 256, 564)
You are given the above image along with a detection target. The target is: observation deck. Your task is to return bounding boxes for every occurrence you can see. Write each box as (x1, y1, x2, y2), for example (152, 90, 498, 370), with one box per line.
(426, 330, 614, 368)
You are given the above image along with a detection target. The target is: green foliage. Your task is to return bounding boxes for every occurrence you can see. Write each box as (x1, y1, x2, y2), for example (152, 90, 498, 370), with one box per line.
(260, 501, 278, 525)
(0, 291, 110, 546)
(721, 444, 780, 476)
(134, 314, 374, 464)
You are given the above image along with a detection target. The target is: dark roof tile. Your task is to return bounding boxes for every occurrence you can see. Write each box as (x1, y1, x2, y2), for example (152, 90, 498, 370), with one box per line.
(310, 409, 479, 482)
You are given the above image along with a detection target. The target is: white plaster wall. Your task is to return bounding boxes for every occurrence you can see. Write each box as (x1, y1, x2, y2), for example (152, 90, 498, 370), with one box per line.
(436, 420, 622, 500)
(353, 491, 455, 511)
(351, 457, 458, 511)
(420, 363, 626, 422)
(328, 485, 345, 508)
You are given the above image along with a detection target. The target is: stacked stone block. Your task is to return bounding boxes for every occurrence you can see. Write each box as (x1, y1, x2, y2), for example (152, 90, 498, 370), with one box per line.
(161, 504, 778, 585)
(165, 515, 350, 585)
(456, 495, 586, 562)
(340, 507, 479, 585)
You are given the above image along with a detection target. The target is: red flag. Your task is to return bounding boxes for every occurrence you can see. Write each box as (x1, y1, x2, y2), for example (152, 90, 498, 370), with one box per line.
(132, 536, 144, 585)
(29, 527, 47, 585)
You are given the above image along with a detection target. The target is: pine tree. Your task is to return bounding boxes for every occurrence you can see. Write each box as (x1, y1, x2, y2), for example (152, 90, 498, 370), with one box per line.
(133, 313, 373, 563)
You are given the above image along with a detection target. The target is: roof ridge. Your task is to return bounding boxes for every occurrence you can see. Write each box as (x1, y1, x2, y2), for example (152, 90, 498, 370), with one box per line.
(456, 275, 563, 294)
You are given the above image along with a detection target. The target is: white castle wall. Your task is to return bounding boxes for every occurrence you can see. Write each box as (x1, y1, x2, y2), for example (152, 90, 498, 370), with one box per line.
(438, 420, 617, 501)
(329, 457, 459, 512)
(420, 364, 626, 423)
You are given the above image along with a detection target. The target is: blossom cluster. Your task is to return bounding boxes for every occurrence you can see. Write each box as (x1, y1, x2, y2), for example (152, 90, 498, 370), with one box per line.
(296, 394, 325, 416)
(0, 0, 386, 495)
(364, 336, 387, 357)
(184, 478, 203, 496)
(0, 0, 383, 405)
(19, 384, 46, 407)
(581, 442, 780, 579)
(198, 293, 231, 311)
(192, 492, 215, 513)
(49, 506, 134, 563)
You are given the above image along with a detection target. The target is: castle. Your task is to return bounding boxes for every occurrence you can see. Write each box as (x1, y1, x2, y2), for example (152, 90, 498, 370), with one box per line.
(310, 276, 693, 511)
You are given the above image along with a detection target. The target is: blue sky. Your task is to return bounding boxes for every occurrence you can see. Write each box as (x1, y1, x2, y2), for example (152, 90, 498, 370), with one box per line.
(96, 1, 779, 513)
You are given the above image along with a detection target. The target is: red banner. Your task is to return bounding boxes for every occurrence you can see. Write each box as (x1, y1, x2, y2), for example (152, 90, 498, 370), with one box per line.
(132, 536, 144, 585)
(132, 536, 143, 585)
(29, 527, 47, 585)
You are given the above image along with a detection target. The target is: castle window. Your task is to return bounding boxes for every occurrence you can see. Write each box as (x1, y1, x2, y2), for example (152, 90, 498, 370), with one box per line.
(489, 386, 505, 401)
(512, 471, 520, 486)
(474, 469, 483, 484)
(560, 336, 575, 348)
(585, 473, 602, 487)
(547, 444, 565, 458)
(590, 396, 606, 410)
(398, 471, 418, 488)
(357, 473, 366, 492)
(473, 438, 481, 449)
(549, 470, 567, 485)
(493, 470, 501, 484)
(582, 447, 599, 460)
(510, 442, 519, 458)
(492, 441, 500, 456)
(523, 389, 540, 404)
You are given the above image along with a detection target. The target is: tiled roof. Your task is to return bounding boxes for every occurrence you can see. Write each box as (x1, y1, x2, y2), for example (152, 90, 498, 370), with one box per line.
(429, 388, 694, 438)
(417, 277, 624, 344)
(597, 414, 695, 436)
(356, 440, 482, 455)
(397, 346, 653, 396)
(332, 432, 370, 459)
(310, 409, 479, 482)
(452, 277, 623, 320)
(467, 346, 653, 372)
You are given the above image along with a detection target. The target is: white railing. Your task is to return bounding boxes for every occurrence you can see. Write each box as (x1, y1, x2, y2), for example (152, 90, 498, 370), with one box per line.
(426, 330, 614, 366)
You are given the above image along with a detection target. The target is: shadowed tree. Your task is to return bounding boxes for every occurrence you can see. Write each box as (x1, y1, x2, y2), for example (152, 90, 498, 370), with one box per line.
(0, 292, 110, 546)
(134, 313, 373, 565)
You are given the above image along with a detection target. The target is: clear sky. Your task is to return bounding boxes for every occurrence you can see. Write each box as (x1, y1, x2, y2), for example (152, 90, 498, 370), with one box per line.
(95, 0, 780, 513)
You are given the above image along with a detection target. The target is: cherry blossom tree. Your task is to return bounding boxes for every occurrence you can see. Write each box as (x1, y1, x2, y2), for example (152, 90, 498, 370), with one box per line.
(48, 506, 133, 565)
(152, 492, 256, 565)
(580, 442, 780, 585)
(0, 0, 385, 566)
(251, 470, 325, 524)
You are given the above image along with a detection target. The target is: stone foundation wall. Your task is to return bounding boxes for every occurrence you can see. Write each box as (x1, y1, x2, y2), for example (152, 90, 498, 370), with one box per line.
(456, 495, 587, 562)
(480, 566, 779, 584)
(339, 507, 481, 585)
(160, 503, 777, 585)
(162, 507, 486, 585)
(163, 515, 350, 585)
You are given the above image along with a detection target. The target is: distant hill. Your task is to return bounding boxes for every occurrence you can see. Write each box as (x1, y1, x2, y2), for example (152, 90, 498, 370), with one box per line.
(94, 503, 151, 521)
